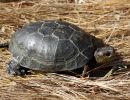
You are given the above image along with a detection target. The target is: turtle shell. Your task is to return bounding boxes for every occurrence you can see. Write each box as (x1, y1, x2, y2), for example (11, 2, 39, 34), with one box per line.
(9, 20, 96, 72)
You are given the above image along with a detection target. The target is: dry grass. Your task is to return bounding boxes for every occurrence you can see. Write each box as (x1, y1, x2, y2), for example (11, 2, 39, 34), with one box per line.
(0, 0, 130, 100)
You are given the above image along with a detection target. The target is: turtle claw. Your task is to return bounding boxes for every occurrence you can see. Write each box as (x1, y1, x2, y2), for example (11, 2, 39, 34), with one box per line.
(81, 74, 90, 80)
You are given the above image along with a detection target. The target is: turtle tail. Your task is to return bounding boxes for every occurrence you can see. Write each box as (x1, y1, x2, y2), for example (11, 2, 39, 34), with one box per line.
(0, 42, 9, 48)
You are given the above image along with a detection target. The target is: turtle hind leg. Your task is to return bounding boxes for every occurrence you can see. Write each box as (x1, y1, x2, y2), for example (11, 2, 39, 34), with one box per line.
(7, 59, 30, 76)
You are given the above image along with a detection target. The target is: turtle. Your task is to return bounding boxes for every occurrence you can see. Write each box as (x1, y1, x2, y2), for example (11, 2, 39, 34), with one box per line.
(6, 20, 115, 77)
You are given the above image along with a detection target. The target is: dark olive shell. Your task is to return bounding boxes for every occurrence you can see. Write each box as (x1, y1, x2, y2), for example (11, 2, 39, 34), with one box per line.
(9, 20, 96, 72)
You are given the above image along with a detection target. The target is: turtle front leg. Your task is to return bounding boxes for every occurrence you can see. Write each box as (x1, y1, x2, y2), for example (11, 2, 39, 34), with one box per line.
(81, 65, 89, 78)
(7, 58, 29, 76)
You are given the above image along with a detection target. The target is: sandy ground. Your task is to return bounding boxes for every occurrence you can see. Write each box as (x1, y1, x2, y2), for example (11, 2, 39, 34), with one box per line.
(0, 0, 130, 100)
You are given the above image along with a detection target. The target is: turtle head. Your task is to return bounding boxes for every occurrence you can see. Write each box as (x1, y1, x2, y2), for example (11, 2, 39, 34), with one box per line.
(94, 46, 115, 64)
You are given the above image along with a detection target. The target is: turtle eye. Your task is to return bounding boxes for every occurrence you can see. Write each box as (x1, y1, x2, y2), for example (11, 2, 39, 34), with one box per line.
(105, 52, 111, 57)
